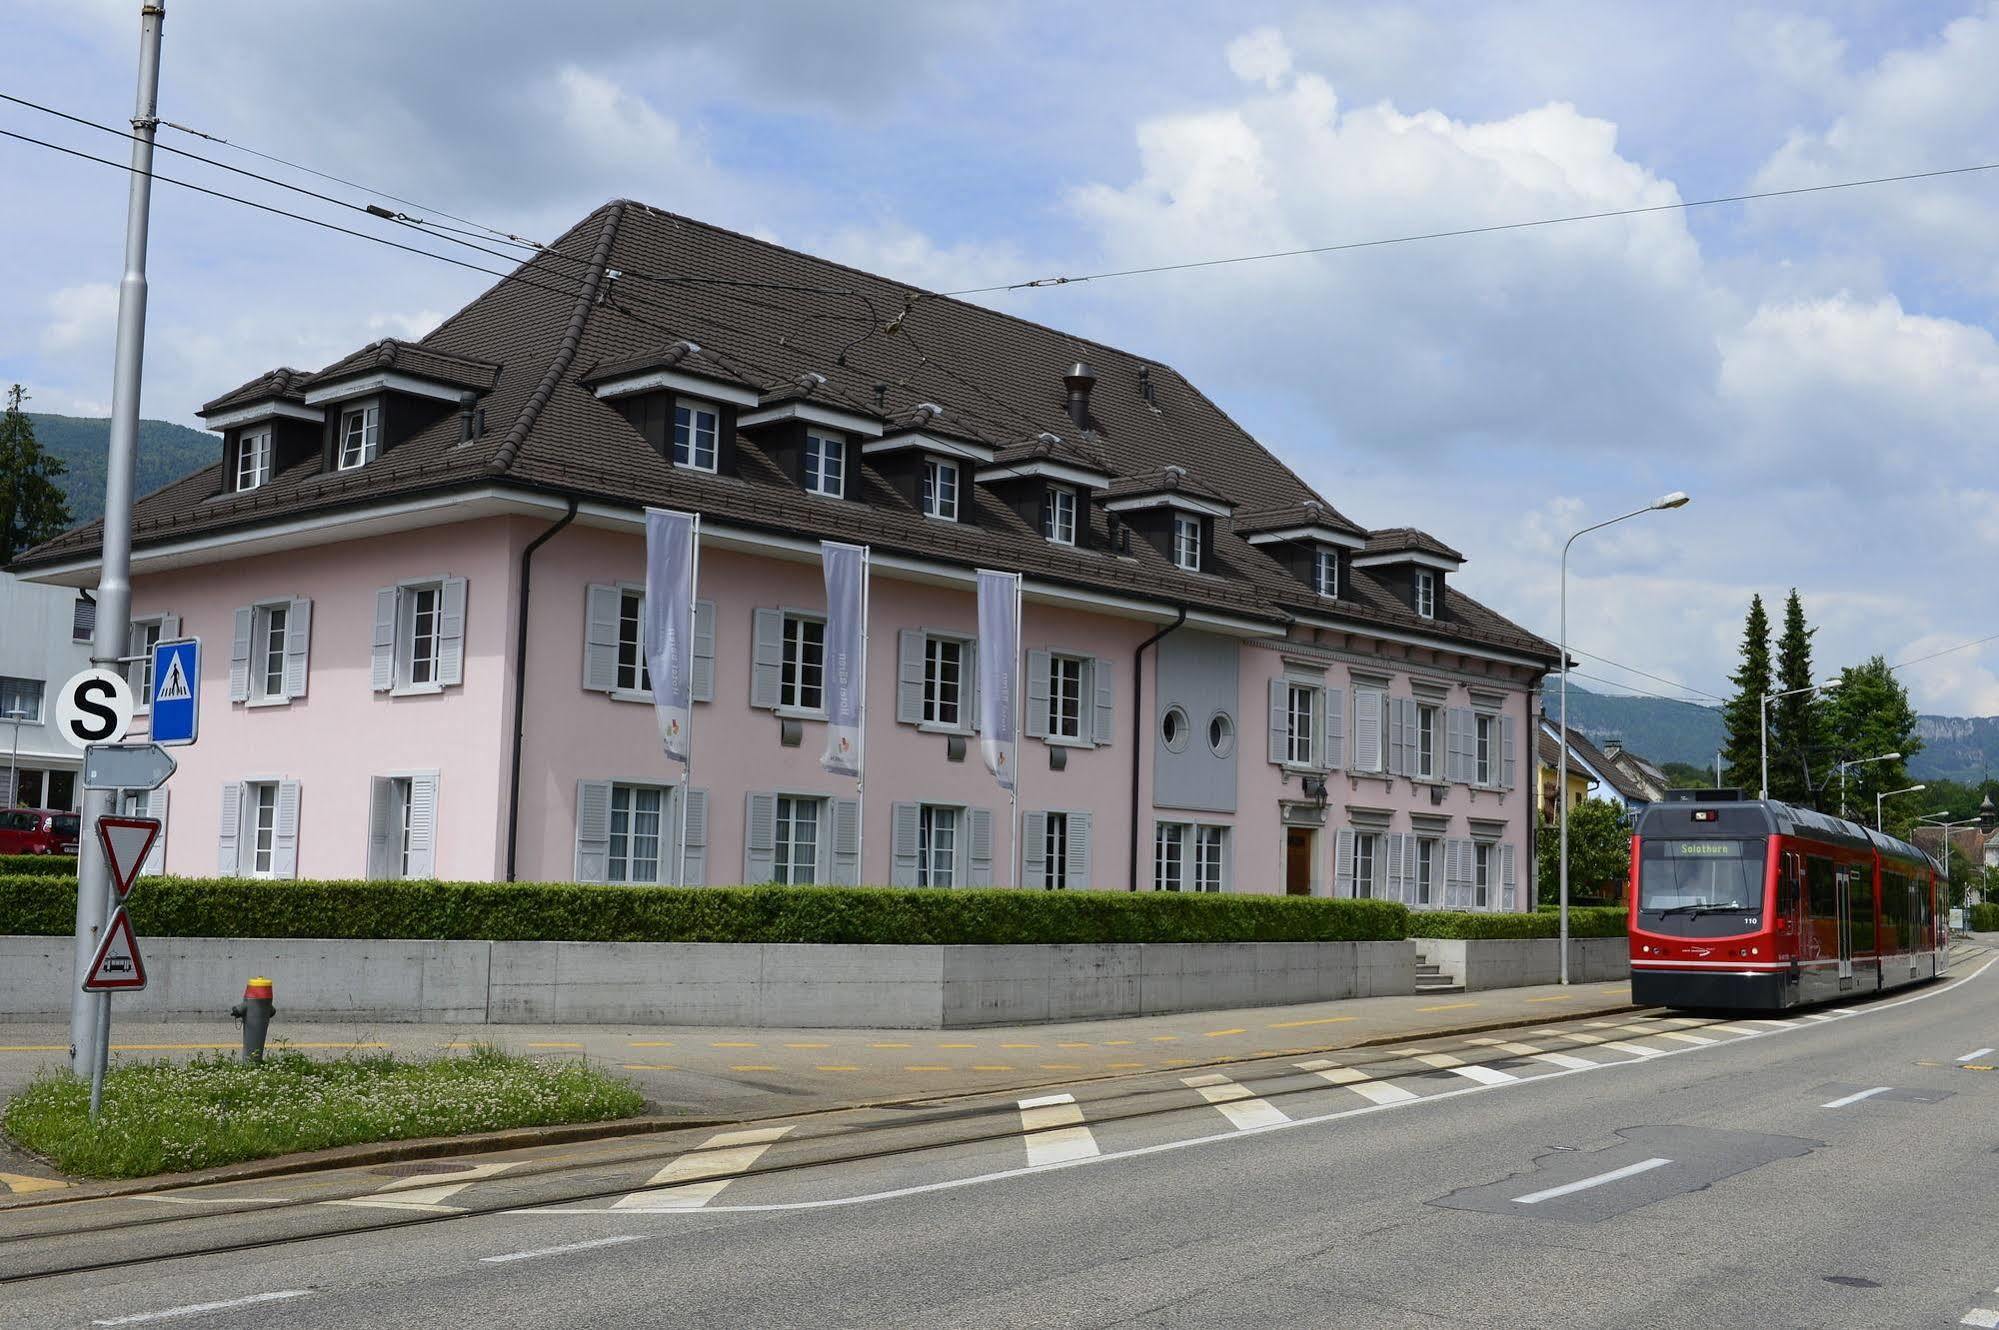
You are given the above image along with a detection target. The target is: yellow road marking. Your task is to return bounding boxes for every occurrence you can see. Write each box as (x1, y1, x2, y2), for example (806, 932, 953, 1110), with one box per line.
(1000, 1043, 1039, 1050)
(107, 1043, 236, 1052)
(815, 1065, 860, 1072)
(971, 1064, 1015, 1071)
(527, 1042, 584, 1049)
(0, 1046, 66, 1052)
(285, 1042, 389, 1049)
(783, 1042, 829, 1049)
(710, 1042, 759, 1049)
(1056, 1042, 1092, 1049)
(1527, 995, 1578, 1002)
(729, 1064, 778, 1072)
(1040, 1063, 1083, 1070)
(1204, 1028, 1247, 1038)
(1417, 1002, 1478, 1013)
(629, 1041, 675, 1048)
(870, 1042, 912, 1049)
(1103, 1039, 1136, 1046)
(1106, 1061, 1144, 1069)
(621, 1063, 678, 1071)
(904, 1065, 951, 1072)
(1149, 1035, 1181, 1042)
(1267, 1016, 1358, 1029)
(938, 1043, 976, 1049)
(0, 1173, 69, 1194)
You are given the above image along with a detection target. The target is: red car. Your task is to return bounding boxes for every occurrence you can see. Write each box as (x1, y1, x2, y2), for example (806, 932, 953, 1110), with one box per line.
(0, 808, 81, 855)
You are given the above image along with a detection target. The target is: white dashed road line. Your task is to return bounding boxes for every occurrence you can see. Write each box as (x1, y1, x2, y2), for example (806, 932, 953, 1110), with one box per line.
(1820, 1086, 1893, 1109)
(92, 1291, 313, 1325)
(480, 1235, 647, 1264)
(611, 1126, 794, 1210)
(1961, 1309, 1999, 1329)
(1019, 1093, 1099, 1166)
(1957, 1048, 1995, 1063)
(1511, 1157, 1673, 1205)
(1532, 1052, 1599, 1071)
(325, 1161, 524, 1212)
(1182, 1073, 1290, 1130)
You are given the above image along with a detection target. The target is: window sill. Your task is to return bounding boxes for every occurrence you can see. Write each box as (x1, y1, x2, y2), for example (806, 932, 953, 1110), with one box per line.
(776, 705, 827, 722)
(917, 721, 974, 737)
(1043, 733, 1092, 750)
(389, 683, 447, 698)
(920, 511, 961, 523)
(243, 696, 293, 710)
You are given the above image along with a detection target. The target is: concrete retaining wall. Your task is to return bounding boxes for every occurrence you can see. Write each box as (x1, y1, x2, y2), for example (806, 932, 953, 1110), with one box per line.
(0, 936, 1415, 1028)
(1415, 937, 1629, 991)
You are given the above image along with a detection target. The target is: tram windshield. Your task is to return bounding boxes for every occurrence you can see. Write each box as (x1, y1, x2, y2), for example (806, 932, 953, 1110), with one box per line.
(1638, 839, 1766, 913)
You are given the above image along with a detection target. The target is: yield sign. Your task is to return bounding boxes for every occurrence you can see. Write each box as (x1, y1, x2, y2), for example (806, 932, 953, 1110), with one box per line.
(97, 816, 160, 901)
(83, 910, 146, 992)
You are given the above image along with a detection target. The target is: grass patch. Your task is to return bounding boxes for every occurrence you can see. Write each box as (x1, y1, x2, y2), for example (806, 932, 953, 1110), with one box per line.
(1, 1046, 646, 1179)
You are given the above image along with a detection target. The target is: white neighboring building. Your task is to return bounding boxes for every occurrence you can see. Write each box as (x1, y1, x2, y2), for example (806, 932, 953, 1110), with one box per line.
(0, 569, 94, 810)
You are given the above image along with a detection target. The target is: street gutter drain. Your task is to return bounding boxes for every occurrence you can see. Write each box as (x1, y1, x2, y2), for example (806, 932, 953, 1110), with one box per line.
(370, 1161, 482, 1178)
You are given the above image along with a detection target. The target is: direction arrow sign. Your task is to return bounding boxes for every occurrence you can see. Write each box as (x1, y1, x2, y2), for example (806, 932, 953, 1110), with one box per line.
(82, 910, 146, 992)
(97, 816, 160, 901)
(81, 743, 177, 792)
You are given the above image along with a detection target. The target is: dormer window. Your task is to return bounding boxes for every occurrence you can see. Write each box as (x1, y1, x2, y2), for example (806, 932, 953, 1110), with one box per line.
(337, 405, 380, 470)
(673, 401, 720, 472)
(1173, 514, 1202, 572)
(1415, 569, 1436, 619)
(236, 428, 272, 492)
(923, 458, 960, 520)
(1044, 485, 1078, 545)
(1314, 547, 1338, 598)
(804, 431, 845, 498)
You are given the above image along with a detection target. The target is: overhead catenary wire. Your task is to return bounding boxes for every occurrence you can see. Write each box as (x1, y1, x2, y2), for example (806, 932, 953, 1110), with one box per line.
(1566, 646, 1725, 702)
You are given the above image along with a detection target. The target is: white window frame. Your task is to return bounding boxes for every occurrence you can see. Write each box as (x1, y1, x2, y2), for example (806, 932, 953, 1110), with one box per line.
(1314, 547, 1338, 597)
(0, 677, 45, 726)
(608, 782, 668, 884)
(673, 400, 720, 471)
(399, 581, 444, 691)
(1285, 682, 1318, 769)
(1154, 821, 1186, 892)
(1044, 485, 1078, 545)
(247, 781, 279, 878)
(1351, 831, 1382, 899)
(918, 804, 958, 887)
(1047, 653, 1087, 743)
(1474, 841, 1493, 909)
(923, 457, 960, 521)
(1416, 703, 1440, 781)
(803, 431, 845, 497)
(773, 794, 823, 885)
(780, 612, 827, 714)
(251, 601, 289, 703)
(1172, 515, 1201, 571)
(236, 427, 273, 492)
(1474, 713, 1495, 787)
(129, 617, 165, 713)
(1042, 811, 1069, 889)
(1416, 836, 1438, 906)
(1414, 569, 1436, 619)
(337, 404, 380, 470)
(1156, 821, 1228, 893)
(922, 634, 970, 731)
(1193, 825, 1227, 893)
(616, 587, 651, 696)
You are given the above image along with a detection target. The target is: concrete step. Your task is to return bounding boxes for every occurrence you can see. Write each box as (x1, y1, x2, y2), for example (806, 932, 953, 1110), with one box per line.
(1415, 979, 1464, 993)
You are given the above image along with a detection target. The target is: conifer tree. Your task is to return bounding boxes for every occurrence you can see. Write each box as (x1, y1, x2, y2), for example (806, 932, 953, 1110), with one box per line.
(0, 386, 72, 564)
(1769, 589, 1820, 805)
(1719, 594, 1772, 793)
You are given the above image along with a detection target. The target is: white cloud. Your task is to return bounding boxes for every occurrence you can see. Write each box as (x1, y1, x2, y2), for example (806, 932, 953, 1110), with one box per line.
(41, 283, 118, 353)
(1226, 27, 1294, 91)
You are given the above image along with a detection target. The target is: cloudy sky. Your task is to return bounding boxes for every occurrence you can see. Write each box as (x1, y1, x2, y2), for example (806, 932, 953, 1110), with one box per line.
(4, 1, 1997, 716)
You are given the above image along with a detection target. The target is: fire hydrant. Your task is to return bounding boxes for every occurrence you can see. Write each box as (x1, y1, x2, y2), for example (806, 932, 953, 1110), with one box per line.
(231, 977, 275, 1063)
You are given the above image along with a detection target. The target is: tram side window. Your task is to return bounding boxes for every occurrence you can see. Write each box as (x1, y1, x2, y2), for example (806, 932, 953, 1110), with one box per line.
(1881, 871, 1909, 950)
(1806, 857, 1837, 919)
(1778, 854, 1800, 923)
(1850, 870, 1876, 952)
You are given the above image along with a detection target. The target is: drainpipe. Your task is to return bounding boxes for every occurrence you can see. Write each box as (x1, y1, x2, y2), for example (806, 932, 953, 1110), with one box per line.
(1127, 605, 1188, 891)
(504, 497, 578, 881)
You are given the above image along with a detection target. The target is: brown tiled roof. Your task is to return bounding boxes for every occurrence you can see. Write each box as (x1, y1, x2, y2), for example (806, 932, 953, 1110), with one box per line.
(198, 367, 312, 416)
(1233, 500, 1367, 539)
(1364, 527, 1465, 561)
(986, 431, 1115, 477)
(1105, 465, 1235, 507)
(312, 338, 501, 393)
(18, 199, 1556, 663)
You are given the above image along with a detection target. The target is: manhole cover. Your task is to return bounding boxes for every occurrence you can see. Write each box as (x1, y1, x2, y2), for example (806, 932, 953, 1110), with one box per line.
(369, 1161, 479, 1178)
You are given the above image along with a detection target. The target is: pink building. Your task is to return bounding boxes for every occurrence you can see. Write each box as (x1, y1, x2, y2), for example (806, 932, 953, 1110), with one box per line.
(16, 201, 1557, 905)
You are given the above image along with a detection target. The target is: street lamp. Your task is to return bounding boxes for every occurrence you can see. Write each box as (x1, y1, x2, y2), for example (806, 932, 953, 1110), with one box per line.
(1835, 752, 1902, 821)
(1878, 784, 1926, 832)
(1919, 812, 1981, 922)
(1761, 677, 1842, 801)
(1559, 489, 1690, 986)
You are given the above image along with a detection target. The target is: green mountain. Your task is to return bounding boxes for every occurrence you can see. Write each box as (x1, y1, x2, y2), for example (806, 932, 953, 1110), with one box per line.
(25, 413, 214, 527)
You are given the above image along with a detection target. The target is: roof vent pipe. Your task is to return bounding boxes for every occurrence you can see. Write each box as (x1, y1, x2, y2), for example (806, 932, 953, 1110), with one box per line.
(1138, 365, 1155, 406)
(1063, 362, 1096, 428)
(458, 391, 478, 442)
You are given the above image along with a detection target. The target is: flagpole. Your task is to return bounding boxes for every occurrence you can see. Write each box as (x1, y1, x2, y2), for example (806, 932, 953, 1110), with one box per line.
(855, 547, 871, 884)
(678, 515, 701, 888)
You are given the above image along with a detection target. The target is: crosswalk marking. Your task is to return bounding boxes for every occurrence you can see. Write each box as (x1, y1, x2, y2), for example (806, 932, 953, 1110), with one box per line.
(1295, 1058, 1370, 1085)
(1018, 1093, 1099, 1166)
(1743, 1019, 1793, 1027)
(1466, 1038, 1544, 1056)
(1962, 1309, 1999, 1328)
(1545, 1030, 1610, 1045)
(325, 1161, 524, 1212)
(611, 1126, 793, 1211)
(1403, 1050, 1465, 1069)
(1602, 1040, 1665, 1058)
(1645, 1030, 1719, 1046)
(1183, 1073, 1290, 1129)
(1294, 1057, 1421, 1104)
(1532, 1051, 1598, 1071)
(1708, 1023, 1767, 1034)
(1345, 1079, 1420, 1105)
(1442, 1064, 1519, 1086)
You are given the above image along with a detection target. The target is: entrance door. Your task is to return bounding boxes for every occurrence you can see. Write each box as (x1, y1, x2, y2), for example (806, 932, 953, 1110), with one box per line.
(1285, 828, 1315, 896)
(1836, 867, 1854, 985)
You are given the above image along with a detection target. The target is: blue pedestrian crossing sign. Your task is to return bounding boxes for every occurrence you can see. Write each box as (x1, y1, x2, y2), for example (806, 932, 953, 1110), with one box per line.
(149, 638, 200, 746)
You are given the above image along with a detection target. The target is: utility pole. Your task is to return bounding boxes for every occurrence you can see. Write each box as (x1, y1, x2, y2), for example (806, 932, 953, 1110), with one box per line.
(71, 2, 164, 1087)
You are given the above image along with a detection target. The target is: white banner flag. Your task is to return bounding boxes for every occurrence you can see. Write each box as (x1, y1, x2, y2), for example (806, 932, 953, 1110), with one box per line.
(976, 569, 1020, 792)
(820, 541, 868, 777)
(644, 508, 698, 765)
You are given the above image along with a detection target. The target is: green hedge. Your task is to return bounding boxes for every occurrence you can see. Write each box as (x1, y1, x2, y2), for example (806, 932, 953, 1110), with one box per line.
(1967, 903, 1999, 932)
(1409, 906, 1628, 940)
(0, 855, 77, 878)
(0, 876, 1410, 945)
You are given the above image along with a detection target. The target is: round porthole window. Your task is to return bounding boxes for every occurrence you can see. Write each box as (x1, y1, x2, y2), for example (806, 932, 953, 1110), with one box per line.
(1162, 705, 1190, 752)
(1207, 711, 1235, 757)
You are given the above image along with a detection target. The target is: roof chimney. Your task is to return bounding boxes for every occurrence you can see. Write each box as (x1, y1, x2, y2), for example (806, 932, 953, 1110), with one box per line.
(458, 391, 478, 442)
(1063, 362, 1096, 429)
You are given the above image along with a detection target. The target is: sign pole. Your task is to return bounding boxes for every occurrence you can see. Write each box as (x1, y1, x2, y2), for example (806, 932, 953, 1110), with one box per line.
(74, 2, 165, 1080)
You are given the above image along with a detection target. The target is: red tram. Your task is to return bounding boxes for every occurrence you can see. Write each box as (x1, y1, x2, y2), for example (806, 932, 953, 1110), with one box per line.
(1628, 794, 1948, 1011)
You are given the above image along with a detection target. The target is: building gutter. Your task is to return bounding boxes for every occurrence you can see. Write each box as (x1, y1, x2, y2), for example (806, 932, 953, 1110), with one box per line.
(1127, 605, 1188, 891)
(504, 497, 578, 881)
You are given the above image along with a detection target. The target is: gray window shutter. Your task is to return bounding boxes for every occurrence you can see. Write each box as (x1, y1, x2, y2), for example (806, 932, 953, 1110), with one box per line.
(1501, 844, 1518, 911)
(1386, 831, 1405, 902)
(1024, 649, 1051, 740)
(142, 788, 168, 875)
(1354, 690, 1383, 773)
(217, 781, 242, 876)
(829, 797, 860, 885)
(1092, 657, 1115, 747)
(1502, 716, 1518, 790)
(1444, 710, 1463, 784)
(692, 600, 716, 703)
(1021, 811, 1047, 886)
(743, 791, 777, 882)
(1389, 699, 1411, 777)
(751, 609, 785, 709)
(1455, 840, 1475, 908)
(1067, 811, 1093, 889)
(574, 780, 612, 883)
(583, 584, 622, 693)
(435, 576, 468, 687)
(159, 613, 180, 641)
(371, 588, 397, 692)
(284, 598, 312, 699)
(1322, 687, 1344, 772)
(966, 807, 994, 886)
(405, 773, 438, 879)
(1334, 827, 1355, 897)
(1268, 678, 1288, 765)
(272, 780, 302, 879)
(229, 606, 252, 701)
(682, 788, 709, 886)
(0, 769, 11, 806)
(366, 776, 396, 881)
(896, 629, 926, 724)
(1369, 837, 1386, 897)
(889, 802, 921, 886)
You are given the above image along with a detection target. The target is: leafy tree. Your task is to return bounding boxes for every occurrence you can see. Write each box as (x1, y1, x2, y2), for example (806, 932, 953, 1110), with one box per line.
(1539, 799, 1633, 906)
(0, 386, 72, 564)
(1720, 595, 1772, 794)
(1819, 655, 1923, 822)
(1659, 761, 1715, 790)
(1768, 589, 1821, 805)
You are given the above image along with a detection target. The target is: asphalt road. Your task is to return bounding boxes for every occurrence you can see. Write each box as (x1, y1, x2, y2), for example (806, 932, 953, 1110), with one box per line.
(9, 955, 1999, 1329)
